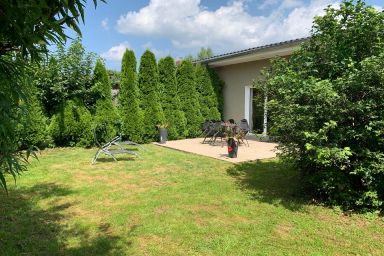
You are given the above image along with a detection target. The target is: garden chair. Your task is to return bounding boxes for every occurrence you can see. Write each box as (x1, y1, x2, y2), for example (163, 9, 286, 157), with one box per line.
(202, 120, 215, 143)
(91, 127, 141, 164)
(210, 121, 226, 145)
(201, 120, 212, 135)
(238, 119, 250, 146)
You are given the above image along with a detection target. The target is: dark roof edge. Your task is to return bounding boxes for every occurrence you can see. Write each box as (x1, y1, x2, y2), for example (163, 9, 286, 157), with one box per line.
(194, 37, 309, 65)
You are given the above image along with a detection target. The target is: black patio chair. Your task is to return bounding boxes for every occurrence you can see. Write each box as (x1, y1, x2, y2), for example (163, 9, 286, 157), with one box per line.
(238, 119, 250, 146)
(202, 120, 215, 143)
(201, 120, 212, 135)
(210, 121, 226, 145)
(91, 125, 141, 164)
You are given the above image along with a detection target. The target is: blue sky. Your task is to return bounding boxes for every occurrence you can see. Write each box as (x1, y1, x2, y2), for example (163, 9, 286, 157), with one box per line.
(69, 0, 383, 70)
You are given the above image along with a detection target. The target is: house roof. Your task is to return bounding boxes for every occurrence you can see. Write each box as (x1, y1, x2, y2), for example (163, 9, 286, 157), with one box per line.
(194, 37, 309, 67)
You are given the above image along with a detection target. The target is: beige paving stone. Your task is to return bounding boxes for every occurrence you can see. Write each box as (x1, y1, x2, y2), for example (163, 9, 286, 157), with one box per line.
(153, 137, 278, 163)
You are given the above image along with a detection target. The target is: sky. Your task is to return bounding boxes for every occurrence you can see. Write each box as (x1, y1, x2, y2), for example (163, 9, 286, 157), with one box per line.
(68, 0, 383, 70)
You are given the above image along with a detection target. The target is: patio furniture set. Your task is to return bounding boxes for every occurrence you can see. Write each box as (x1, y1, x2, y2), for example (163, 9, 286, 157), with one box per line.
(202, 119, 251, 146)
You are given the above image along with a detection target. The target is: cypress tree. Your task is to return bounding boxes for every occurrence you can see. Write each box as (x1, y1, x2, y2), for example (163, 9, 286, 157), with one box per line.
(208, 67, 224, 119)
(118, 49, 143, 143)
(176, 60, 203, 137)
(158, 56, 187, 139)
(138, 50, 165, 142)
(93, 59, 119, 142)
(195, 64, 221, 121)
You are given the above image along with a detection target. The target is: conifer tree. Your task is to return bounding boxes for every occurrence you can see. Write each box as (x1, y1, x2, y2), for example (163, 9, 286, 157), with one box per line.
(158, 56, 187, 139)
(92, 59, 119, 142)
(118, 49, 143, 143)
(195, 64, 221, 121)
(138, 50, 165, 142)
(176, 60, 203, 137)
(208, 67, 224, 119)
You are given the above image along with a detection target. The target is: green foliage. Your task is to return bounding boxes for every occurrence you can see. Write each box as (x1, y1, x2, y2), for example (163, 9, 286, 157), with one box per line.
(176, 60, 203, 137)
(158, 56, 187, 139)
(207, 67, 225, 119)
(92, 59, 119, 142)
(34, 38, 96, 116)
(0, 0, 103, 61)
(93, 59, 111, 101)
(0, 0, 103, 191)
(138, 50, 165, 142)
(108, 69, 120, 89)
(255, 0, 384, 211)
(0, 58, 35, 191)
(195, 64, 221, 121)
(197, 47, 213, 60)
(185, 47, 213, 61)
(49, 100, 93, 147)
(16, 83, 50, 149)
(118, 49, 144, 143)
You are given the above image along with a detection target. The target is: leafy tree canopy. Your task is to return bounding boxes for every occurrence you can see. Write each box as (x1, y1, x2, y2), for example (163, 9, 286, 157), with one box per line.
(255, 0, 384, 211)
(34, 38, 96, 116)
(0, 0, 103, 191)
(0, 0, 103, 60)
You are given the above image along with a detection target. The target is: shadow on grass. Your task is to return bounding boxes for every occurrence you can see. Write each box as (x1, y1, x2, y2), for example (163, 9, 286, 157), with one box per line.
(0, 183, 128, 255)
(227, 160, 308, 212)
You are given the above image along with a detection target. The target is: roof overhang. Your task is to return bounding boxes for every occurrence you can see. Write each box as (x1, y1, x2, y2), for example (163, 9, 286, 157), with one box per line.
(195, 37, 308, 68)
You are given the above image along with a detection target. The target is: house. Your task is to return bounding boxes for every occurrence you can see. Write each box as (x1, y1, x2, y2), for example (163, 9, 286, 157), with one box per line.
(195, 37, 308, 132)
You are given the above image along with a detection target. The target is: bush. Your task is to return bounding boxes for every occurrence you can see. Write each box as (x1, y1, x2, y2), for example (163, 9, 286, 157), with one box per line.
(16, 83, 50, 149)
(158, 56, 187, 139)
(49, 100, 93, 147)
(255, 0, 384, 211)
(138, 50, 165, 142)
(176, 60, 203, 137)
(195, 64, 221, 121)
(118, 50, 144, 143)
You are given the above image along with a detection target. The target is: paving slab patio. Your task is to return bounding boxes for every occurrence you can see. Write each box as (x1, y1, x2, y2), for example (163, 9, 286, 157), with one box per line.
(153, 137, 278, 163)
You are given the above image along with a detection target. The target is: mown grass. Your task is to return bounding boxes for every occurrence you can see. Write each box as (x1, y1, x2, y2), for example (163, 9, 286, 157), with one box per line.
(1, 145, 383, 255)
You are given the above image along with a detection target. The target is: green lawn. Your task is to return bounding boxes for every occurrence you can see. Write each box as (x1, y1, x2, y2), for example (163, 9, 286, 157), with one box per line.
(1, 145, 383, 255)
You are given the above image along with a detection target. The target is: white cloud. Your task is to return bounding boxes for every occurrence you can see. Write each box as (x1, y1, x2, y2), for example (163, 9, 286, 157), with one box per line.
(116, 0, 338, 54)
(101, 18, 109, 30)
(258, 0, 279, 10)
(101, 42, 130, 61)
(259, 0, 303, 10)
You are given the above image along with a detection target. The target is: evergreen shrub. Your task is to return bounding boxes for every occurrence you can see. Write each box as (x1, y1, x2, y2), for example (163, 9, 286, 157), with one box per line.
(158, 56, 187, 139)
(49, 100, 93, 147)
(176, 60, 203, 137)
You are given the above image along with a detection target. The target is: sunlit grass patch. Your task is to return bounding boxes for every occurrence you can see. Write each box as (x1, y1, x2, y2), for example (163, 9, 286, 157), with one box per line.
(0, 145, 383, 255)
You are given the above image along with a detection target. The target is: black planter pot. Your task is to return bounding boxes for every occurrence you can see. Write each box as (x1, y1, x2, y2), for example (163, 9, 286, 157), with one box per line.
(227, 138, 238, 158)
(159, 128, 168, 144)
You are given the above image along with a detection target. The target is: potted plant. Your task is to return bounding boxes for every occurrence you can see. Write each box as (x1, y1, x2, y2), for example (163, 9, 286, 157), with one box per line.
(157, 123, 168, 144)
(224, 123, 239, 158)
